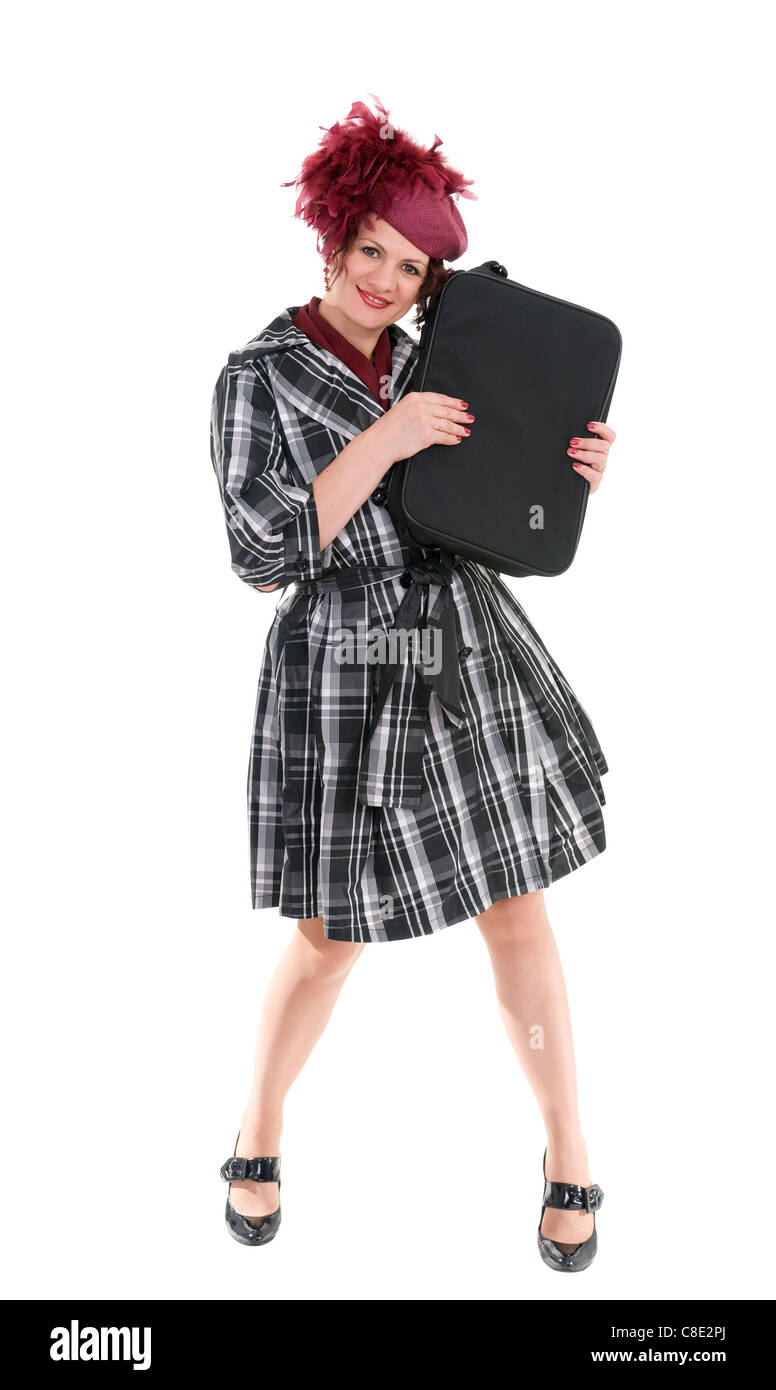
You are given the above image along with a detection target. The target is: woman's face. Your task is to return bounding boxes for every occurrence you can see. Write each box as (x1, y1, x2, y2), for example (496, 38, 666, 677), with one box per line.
(326, 217, 430, 328)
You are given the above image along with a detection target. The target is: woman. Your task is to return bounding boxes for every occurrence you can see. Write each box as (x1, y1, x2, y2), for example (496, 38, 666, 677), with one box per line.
(210, 97, 614, 1270)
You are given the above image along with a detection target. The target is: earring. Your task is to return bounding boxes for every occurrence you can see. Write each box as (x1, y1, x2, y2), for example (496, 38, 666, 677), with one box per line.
(323, 257, 332, 292)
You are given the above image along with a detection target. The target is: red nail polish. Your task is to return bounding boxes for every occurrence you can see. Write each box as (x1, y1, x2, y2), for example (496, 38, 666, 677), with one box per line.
(587, 422, 596, 429)
(460, 401, 468, 408)
(570, 438, 580, 445)
(572, 461, 582, 469)
(568, 448, 577, 455)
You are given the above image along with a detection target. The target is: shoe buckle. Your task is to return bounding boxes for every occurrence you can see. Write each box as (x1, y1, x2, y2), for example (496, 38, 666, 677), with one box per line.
(585, 1185, 602, 1212)
(221, 1156, 248, 1182)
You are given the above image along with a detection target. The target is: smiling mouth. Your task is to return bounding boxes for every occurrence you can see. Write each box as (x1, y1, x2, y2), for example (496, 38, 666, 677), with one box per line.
(357, 286, 391, 308)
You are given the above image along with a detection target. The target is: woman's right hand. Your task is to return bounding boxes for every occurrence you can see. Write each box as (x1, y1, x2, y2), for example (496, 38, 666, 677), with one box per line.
(370, 391, 473, 464)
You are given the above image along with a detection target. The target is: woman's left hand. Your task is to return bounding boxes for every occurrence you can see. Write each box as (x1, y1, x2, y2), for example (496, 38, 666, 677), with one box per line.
(567, 421, 616, 493)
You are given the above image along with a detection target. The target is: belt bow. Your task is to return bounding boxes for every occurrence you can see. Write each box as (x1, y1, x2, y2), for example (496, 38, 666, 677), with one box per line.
(275, 547, 466, 809)
(366, 548, 465, 741)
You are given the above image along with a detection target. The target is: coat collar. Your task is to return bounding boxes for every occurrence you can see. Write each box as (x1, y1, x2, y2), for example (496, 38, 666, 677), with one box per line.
(227, 308, 419, 438)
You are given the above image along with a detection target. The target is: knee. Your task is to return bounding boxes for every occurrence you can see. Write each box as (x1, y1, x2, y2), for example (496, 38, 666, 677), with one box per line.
(476, 891, 549, 952)
(295, 918, 366, 979)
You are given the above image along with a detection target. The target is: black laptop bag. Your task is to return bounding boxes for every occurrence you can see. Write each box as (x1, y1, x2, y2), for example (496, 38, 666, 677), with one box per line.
(384, 260, 622, 577)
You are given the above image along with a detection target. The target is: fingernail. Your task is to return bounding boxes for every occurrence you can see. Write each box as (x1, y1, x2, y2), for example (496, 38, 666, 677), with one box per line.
(587, 421, 597, 428)
(464, 428, 471, 435)
(572, 461, 583, 469)
(466, 414, 475, 421)
(460, 400, 468, 408)
(568, 448, 577, 455)
(570, 438, 580, 445)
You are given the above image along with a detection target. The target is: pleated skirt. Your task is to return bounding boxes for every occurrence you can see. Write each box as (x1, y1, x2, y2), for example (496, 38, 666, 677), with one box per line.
(248, 560, 608, 943)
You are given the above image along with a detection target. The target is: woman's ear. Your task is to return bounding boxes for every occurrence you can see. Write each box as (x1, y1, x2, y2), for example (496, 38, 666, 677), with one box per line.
(326, 244, 345, 289)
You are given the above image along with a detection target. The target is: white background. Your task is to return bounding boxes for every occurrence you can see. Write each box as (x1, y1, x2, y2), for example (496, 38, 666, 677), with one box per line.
(3, 0, 774, 1302)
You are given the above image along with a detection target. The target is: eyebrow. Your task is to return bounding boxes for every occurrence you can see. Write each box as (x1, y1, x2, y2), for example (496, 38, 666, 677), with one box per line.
(361, 237, 428, 267)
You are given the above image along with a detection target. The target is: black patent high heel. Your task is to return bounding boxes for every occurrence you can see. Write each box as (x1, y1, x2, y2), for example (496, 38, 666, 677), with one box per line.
(220, 1131, 281, 1247)
(537, 1147, 603, 1272)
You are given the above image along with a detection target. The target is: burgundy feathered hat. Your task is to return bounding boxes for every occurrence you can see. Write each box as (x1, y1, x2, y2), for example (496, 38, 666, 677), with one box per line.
(281, 94, 476, 263)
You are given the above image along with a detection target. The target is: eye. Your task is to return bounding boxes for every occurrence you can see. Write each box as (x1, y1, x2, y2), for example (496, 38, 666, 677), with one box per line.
(402, 264, 421, 277)
(360, 246, 379, 259)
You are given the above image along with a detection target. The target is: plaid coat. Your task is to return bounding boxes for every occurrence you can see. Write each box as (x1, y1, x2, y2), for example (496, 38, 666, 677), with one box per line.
(209, 308, 608, 943)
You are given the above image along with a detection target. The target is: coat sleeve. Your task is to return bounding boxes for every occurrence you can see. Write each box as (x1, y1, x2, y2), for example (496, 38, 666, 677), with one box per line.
(209, 358, 331, 590)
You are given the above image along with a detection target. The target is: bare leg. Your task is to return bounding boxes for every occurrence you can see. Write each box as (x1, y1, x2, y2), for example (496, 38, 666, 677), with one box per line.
(476, 890, 595, 1248)
(228, 916, 365, 1219)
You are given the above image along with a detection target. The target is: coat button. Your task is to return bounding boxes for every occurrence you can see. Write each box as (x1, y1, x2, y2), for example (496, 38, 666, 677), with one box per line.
(295, 555, 309, 572)
(371, 486, 388, 505)
(399, 571, 413, 588)
(458, 646, 473, 660)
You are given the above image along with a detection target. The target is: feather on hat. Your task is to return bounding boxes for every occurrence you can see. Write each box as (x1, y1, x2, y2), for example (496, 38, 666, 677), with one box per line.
(281, 94, 476, 262)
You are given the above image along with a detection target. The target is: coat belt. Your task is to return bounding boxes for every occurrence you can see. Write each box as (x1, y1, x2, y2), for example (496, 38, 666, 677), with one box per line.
(276, 549, 465, 808)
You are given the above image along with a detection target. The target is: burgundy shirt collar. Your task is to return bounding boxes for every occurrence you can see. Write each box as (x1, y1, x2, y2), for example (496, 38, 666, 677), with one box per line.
(292, 296, 393, 409)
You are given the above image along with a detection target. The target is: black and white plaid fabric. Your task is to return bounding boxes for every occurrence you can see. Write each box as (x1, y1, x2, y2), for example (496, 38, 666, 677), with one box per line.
(210, 309, 608, 943)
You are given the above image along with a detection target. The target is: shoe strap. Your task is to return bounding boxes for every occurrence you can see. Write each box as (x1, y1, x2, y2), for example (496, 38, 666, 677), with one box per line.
(542, 1179, 604, 1214)
(220, 1156, 281, 1184)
